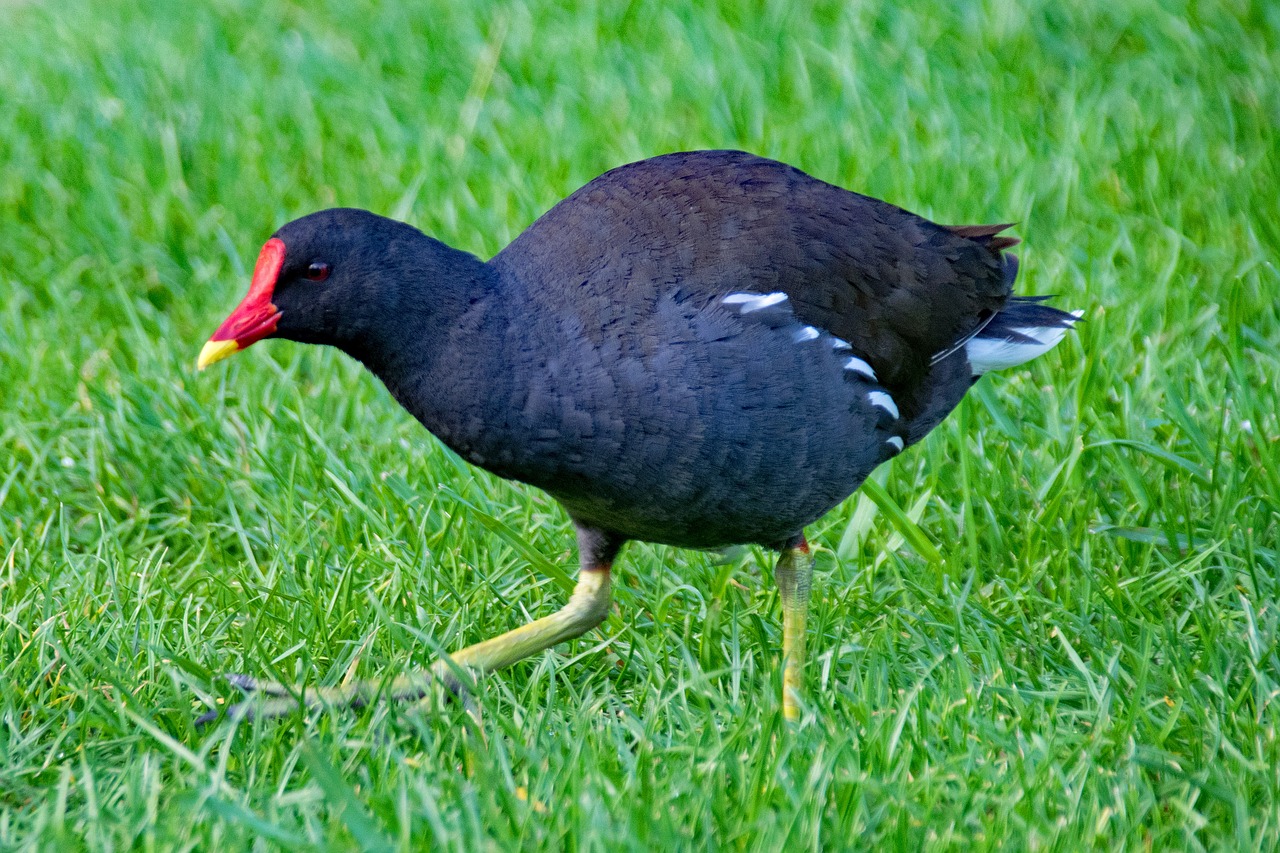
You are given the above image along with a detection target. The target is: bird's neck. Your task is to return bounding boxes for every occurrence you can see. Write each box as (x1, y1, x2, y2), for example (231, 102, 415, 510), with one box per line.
(341, 251, 529, 471)
(341, 240, 492, 363)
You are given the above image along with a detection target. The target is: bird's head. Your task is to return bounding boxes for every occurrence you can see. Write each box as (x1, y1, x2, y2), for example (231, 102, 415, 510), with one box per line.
(197, 208, 446, 369)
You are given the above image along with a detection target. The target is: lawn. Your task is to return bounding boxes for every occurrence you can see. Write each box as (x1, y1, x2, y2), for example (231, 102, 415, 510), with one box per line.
(2, 0, 1278, 848)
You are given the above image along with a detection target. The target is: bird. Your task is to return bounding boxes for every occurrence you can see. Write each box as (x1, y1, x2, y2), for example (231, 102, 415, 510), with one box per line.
(195, 150, 1079, 724)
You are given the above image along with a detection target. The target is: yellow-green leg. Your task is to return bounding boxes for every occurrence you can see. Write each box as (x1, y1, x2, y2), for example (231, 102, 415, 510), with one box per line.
(774, 537, 814, 722)
(199, 525, 621, 724)
(432, 567, 611, 678)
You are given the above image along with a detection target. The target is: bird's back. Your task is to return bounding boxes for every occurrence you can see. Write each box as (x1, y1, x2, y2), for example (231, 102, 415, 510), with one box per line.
(493, 150, 1012, 431)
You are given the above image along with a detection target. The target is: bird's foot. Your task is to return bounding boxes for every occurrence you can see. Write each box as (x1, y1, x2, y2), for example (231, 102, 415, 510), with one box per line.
(194, 660, 486, 726)
(195, 670, 437, 726)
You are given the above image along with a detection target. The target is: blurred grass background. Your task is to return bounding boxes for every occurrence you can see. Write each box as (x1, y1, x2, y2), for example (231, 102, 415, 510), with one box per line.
(1, 0, 1278, 848)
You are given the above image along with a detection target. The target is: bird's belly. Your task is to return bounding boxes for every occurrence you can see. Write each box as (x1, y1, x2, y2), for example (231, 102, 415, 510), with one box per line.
(551, 480, 849, 549)
(522, 375, 885, 548)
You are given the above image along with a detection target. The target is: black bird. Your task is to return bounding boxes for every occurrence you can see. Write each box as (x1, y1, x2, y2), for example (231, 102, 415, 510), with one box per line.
(197, 150, 1078, 723)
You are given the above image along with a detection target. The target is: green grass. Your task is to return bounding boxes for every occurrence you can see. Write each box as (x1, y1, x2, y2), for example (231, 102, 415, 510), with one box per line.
(2, 0, 1278, 848)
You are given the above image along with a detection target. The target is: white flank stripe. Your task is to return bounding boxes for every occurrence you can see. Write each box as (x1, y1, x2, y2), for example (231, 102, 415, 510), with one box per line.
(792, 325, 820, 342)
(868, 391, 899, 419)
(843, 357, 877, 381)
(965, 311, 1082, 375)
(737, 292, 788, 313)
(886, 436, 904, 452)
(831, 338, 852, 352)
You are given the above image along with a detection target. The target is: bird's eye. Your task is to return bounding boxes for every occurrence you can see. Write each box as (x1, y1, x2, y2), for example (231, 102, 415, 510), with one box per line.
(305, 262, 331, 282)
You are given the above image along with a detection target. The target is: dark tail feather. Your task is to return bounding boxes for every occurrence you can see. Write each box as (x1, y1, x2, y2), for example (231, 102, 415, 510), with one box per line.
(978, 297, 1082, 344)
(944, 222, 1021, 252)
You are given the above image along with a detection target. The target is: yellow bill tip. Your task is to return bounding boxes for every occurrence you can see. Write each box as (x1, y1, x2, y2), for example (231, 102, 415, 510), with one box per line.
(197, 339, 240, 371)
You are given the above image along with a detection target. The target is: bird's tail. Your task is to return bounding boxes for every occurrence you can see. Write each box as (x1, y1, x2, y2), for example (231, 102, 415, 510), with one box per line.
(934, 224, 1082, 374)
(965, 296, 1083, 375)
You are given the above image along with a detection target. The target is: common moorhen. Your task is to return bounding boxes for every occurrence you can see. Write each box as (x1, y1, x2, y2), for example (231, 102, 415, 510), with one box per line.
(197, 150, 1079, 723)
